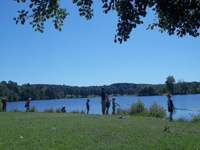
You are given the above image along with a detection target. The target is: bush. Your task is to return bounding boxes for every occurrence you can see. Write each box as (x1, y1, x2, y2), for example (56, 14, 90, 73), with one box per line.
(71, 110, 85, 114)
(116, 108, 130, 115)
(116, 99, 166, 118)
(148, 101, 166, 118)
(0, 103, 2, 112)
(30, 106, 38, 112)
(56, 108, 61, 113)
(130, 98, 148, 115)
(190, 110, 200, 122)
(12, 107, 21, 112)
(177, 117, 188, 122)
(43, 108, 54, 113)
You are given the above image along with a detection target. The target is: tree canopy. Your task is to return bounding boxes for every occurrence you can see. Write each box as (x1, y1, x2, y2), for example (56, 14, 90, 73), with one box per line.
(165, 76, 175, 94)
(14, 0, 200, 43)
(0, 79, 200, 101)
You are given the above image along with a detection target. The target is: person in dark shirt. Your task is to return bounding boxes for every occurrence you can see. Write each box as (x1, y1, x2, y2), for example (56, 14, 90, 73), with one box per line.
(167, 93, 175, 121)
(2, 98, 7, 112)
(86, 99, 91, 114)
(105, 92, 111, 115)
(61, 105, 66, 113)
(101, 88, 106, 114)
(25, 98, 31, 112)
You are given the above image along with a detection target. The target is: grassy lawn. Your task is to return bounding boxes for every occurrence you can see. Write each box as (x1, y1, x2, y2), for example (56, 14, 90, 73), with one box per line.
(0, 112, 200, 149)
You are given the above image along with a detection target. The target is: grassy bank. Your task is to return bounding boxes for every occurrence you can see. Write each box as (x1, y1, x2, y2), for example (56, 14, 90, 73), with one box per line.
(0, 112, 200, 149)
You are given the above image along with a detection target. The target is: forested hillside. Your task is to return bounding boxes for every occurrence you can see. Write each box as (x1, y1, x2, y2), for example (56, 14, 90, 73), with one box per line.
(0, 79, 200, 102)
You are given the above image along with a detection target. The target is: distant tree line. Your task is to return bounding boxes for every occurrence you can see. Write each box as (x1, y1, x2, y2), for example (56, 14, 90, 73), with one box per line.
(0, 76, 200, 102)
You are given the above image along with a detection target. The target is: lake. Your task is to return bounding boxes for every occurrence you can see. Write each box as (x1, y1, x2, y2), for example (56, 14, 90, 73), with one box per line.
(6, 94, 200, 120)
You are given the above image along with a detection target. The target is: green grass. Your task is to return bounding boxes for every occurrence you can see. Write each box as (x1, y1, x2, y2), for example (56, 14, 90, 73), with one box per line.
(0, 112, 200, 149)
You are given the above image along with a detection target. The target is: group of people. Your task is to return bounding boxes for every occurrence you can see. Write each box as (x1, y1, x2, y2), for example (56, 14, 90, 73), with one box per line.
(100, 88, 120, 115)
(60, 88, 121, 115)
(1, 88, 175, 121)
(100, 88, 176, 120)
(1, 97, 33, 112)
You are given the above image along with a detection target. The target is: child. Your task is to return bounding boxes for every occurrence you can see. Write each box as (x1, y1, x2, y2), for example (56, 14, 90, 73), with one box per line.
(61, 105, 66, 113)
(167, 93, 175, 121)
(112, 97, 120, 115)
(86, 99, 91, 114)
(2, 98, 7, 112)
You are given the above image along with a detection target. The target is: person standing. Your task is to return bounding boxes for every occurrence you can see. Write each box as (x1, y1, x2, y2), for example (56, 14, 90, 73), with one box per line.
(101, 88, 106, 114)
(112, 97, 120, 115)
(105, 92, 111, 115)
(2, 98, 7, 112)
(167, 93, 175, 121)
(25, 98, 31, 112)
(86, 99, 91, 114)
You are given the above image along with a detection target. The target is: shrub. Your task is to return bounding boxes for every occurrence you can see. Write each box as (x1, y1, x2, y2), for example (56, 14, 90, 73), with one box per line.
(30, 106, 38, 112)
(0, 98, 4, 112)
(43, 108, 54, 113)
(148, 101, 166, 118)
(130, 98, 148, 115)
(0, 103, 2, 112)
(177, 117, 188, 122)
(56, 108, 61, 113)
(12, 107, 21, 112)
(116, 108, 130, 115)
(190, 109, 200, 122)
(71, 110, 85, 114)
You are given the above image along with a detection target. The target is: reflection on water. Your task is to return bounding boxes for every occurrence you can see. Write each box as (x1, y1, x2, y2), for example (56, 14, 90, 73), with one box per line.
(7, 94, 200, 120)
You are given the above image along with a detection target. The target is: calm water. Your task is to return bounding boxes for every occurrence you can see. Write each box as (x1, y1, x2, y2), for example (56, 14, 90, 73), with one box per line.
(6, 94, 200, 120)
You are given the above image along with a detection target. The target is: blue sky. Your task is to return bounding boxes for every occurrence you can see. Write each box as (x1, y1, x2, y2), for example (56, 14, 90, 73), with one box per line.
(1, 1, 199, 87)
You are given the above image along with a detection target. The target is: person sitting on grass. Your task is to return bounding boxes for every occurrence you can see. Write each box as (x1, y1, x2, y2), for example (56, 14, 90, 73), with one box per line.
(112, 97, 120, 115)
(167, 93, 175, 121)
(61, 105, 66, 113)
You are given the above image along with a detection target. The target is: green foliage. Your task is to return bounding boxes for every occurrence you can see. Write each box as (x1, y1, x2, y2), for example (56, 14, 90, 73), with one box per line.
(188, 83, 197, 94)
(0, 106, 2, 112)
(56, 108, 61, 113)
(43, 107, 55, 113)
(0, 80, 200, 102)
(137, 85, 156, 96)
(13, 0, 200, 44)
(13, 0, 69, 33)
(71, 110, 85, 114)
(0, 97, 2, 112)
(165, 76, 176, 94)
(29, 106, 38, 112)
(175, 80, 188, 94)
(177, 117, 188, 122)
(190, 109, 200, 122)
(130, 98, 148, 115)
(12, 107, 21, 112)
(148, 101, 166, 118)
(116, 99, 166, 119)
(115, 107, 130, 115)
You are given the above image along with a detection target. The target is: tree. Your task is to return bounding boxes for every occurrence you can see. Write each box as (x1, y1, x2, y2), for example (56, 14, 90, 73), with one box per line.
(165, 76, 175, 94)
(13, 0, 200, 44)
(188, 83, 197, 94)
(137, 85, 156, 96)
(175, 80, 188, 94)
